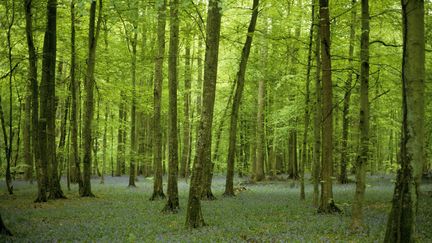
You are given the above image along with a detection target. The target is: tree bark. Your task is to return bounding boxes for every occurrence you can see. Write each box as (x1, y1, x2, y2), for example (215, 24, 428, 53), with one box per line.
(82, 0, 102, 197)
(300, 0, 315, 200)
(150, 0, 167, 201)
(255, 76, 265, 181)
(318, 0, 338, 213)
(180, 33, 192, 178)
(186, 0, 222, 228)
(340, 0, 357, 185)
(163, 0, 180, 212)
(224, 0, 259, 197)
(384, 0, 425, 241)
(129, 25, 138, 187)
(351, 0, 369, 230)
(312, 0, 321, 208)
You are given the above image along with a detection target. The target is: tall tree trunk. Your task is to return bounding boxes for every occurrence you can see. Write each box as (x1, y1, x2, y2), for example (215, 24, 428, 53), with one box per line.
(300, 0, 315, 200)
(150, 0, 167, 201)
(351, 0, 369, 230)
(163, 0, 180, 212)
(224, 0, 259, 197)
(180, 33, 192, 179)
(384, 0, 425, 241)
(25, 0, 44, 201)
(129, 27, 138, 187)
(255, 77, 266, 181)
(186, 0, 222, 228)
(312, 0, 321, 207)
(340, 0, 357, 185)
(116, 97, 125, 176)
(82, 0, 102, 197)
(318, 0, 338, 213)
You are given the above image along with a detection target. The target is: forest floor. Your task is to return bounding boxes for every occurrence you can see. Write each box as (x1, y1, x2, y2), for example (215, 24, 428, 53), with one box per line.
(1, 174, 432, 242)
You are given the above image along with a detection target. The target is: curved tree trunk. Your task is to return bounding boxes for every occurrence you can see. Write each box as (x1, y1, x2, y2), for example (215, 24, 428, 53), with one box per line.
(186, 0, 222, 228)
(150, 0, 167, 201)
(0, 213, 12, 236)
(224, 0, 259, 197)
(384, 0, 425, 241)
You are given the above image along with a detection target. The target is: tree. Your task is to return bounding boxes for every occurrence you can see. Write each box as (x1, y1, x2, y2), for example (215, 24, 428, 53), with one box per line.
(339, 0, 357, 185)
(0, 213, 12, 236)
(300, 0, 315, 200)
(312, 0, 321, 208)
(70, 0, 83, 192)
(82, 0, 103, 197)
(185, 0, 222, 228)
(351, 0, 369, 230)
(224, 0, 259, 197)
(150, 0, 167, 201)
(44, 0, 65, 200)
(180, 32, 192, 179)
(384, 0, 425, 241)
(163, 0, 180, 212)
(318, 0, 338, 213)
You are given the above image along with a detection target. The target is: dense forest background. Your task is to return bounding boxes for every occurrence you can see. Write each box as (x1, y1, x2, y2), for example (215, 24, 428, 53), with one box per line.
(0, 0, 431, 241)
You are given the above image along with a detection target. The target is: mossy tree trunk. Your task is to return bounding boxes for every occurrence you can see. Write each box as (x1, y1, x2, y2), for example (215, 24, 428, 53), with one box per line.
(150, 0, 167, 201)
(312, 0, 321, 208)
(384, 0, 425, 241)
(351, 0, 369, 230)
(318, 0, 337, 213)
(186, 0, 222, 228)
(163, 0, 180, 212)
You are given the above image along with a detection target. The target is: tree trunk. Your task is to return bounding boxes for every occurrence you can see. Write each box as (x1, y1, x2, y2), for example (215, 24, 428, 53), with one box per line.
(340, 0, 357, 184)
(180, 33, 192, 179)
(318, 0, 338, 213)
(82, 0, 102, 197)
(129, 25, 138, 187)
(351, 0, 369, 230)
(0, 213, 12, 236)
(163, 0, 180, 212)
(186, 0, 222, 228)
(255, 77, 266, 181)
(224, 0, 259, 197)
(150, 0, 167, 201)
(300, 0, 315, 200)
(384, 0, 425, 241)
(312, 0, 321, 207)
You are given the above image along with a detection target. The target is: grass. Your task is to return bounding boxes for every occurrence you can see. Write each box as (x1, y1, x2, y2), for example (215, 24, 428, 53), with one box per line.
(1, 174, 431, 242)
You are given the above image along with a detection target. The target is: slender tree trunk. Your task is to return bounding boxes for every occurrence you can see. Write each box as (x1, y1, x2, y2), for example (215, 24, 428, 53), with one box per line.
(162, 0, 180, 212)
(224, 0, 259, 196)
(340, 0, 357, 185)
(186, 0, 221, 228)
(312, 0, 321, 207)
(150, 0, 167, 201)
(300, 0, 315, 200)
(255, 76, 266, 181)
(116, 98, 125, 176)
(351, 0, 369, 230)
(70, 0, 83, 191)
(82, 0, 102, 197)
(180, 33, 192, 179)
(318, 0, 338, 213)
(129, 27, 138, 187)
(384, 0, 425, 241)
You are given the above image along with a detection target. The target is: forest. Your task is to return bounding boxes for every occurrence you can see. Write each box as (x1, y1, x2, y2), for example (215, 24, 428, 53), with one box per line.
(0, 0, 431, 241)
